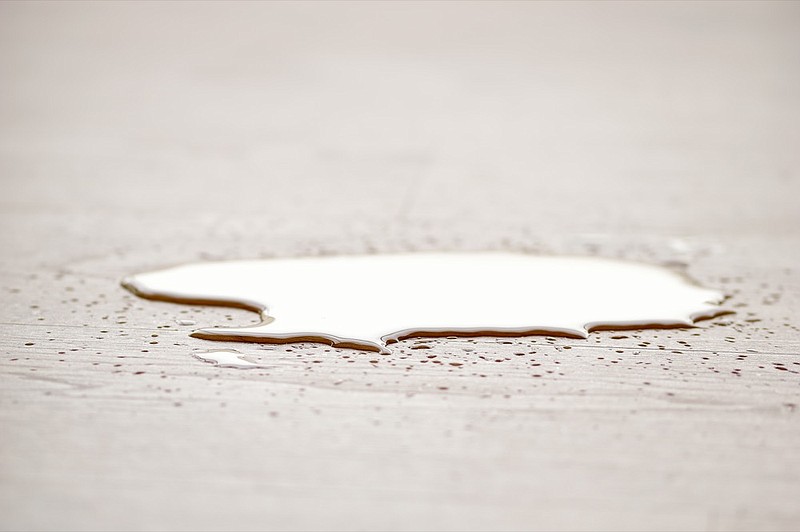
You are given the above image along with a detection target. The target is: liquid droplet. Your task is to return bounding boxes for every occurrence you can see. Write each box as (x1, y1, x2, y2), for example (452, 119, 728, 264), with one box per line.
(193, 349, 267, 369)
(123, 253, 730, 353)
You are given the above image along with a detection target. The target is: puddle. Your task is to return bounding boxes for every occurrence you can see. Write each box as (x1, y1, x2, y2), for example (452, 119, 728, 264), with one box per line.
(122, 253, 728, 353)
(193, 349, 268, 369)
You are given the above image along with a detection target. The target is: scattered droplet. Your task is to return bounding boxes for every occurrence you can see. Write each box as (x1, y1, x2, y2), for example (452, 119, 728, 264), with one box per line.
(193, 349, 268, 369)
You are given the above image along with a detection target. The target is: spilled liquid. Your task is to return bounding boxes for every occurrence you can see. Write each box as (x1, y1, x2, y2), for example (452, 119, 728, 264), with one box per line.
(122, 253, 728, 353)
(193, 349, 267, 369)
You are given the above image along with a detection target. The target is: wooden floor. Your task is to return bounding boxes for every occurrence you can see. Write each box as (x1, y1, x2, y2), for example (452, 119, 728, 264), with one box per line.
(1, 2, 798, 530)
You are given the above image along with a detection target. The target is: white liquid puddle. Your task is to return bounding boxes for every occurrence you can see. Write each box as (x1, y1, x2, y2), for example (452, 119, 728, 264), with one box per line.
(123, 253, 728, 353)
(193, 349, 267, 369)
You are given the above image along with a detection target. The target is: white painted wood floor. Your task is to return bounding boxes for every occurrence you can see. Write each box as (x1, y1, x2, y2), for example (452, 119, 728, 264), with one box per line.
(1, 2, 798, 530)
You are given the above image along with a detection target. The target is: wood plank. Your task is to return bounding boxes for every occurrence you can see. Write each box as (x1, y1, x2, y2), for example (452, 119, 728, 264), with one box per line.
(1, 2, 798, 530)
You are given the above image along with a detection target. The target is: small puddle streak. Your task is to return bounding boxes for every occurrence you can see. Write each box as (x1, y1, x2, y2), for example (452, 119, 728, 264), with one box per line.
(193, 349, 267, 369)
(123, 253, 730, 353)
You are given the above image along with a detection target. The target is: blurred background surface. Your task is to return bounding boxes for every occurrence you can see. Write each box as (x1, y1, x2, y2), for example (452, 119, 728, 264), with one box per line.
(2, 1, 798, 240)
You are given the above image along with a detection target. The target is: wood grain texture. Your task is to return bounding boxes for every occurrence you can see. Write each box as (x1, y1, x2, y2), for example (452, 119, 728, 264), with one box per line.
(0, 2, 798, 531)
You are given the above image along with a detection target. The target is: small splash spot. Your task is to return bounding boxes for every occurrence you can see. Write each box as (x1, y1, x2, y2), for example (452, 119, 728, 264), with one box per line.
(193, 349, 270, 369)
